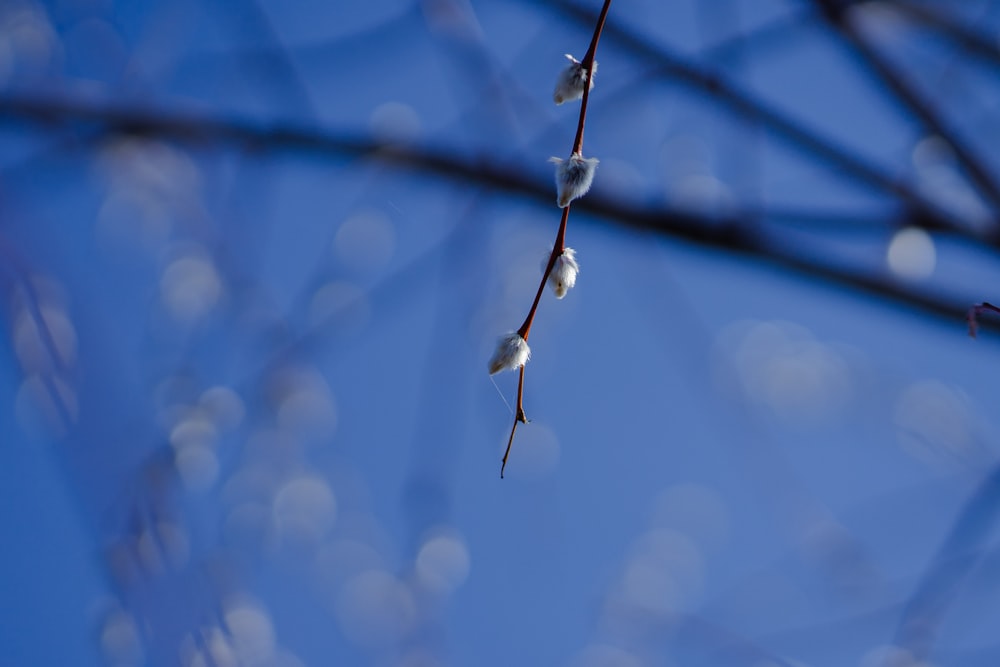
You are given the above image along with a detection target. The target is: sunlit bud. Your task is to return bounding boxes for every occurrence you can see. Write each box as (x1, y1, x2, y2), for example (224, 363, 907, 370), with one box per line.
(553, 54, 597, 105)
(488, 332, 530, 375)
(542, 247, 579, 299)
(551, 153, 599, 208)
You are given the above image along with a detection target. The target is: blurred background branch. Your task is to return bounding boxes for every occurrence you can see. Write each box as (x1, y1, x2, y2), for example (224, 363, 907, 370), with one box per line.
(0, 91, 991, 330)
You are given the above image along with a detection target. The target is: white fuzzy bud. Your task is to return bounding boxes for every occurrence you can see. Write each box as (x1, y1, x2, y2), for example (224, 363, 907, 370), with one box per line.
(553, 54, 597, 105)
(541, 247, 579, 298)
(551, 153, 599, 208)
(488, 332, 530, 375)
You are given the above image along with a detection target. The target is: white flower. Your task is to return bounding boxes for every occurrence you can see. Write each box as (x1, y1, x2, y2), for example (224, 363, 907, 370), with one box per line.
(553, 54, 597, 105)
(488, 332, 530, 375)
(551, 153, 599, 208)
(541, 247, 579, 298)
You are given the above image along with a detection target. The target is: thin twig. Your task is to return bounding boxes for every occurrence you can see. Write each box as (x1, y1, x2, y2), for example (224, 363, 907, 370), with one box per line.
(813, 0, 1000, 215)
(893, 463, 1000, 661)
(885, 0, 1000, 71)
(967, 301, 1000, 338)
(501, 0, 612, 478)
(500, 365, 528, 478)
(571, 0, 612, 155)
(517, 207, 570, 340)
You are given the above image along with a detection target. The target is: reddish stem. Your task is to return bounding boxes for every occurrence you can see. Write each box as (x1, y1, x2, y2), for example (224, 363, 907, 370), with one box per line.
(517, 207, 570, 341)
(501, 0, 612, 478)
(572, 0, 613, 155)
(501, 365, 528, 478)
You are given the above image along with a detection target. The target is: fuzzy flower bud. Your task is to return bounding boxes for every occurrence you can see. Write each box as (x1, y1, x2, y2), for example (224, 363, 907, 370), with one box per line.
(488, 332, 530, 375)
(553, 54, 597, 105)
(551, 153, 599, 208)
(542, 247, 579, 298)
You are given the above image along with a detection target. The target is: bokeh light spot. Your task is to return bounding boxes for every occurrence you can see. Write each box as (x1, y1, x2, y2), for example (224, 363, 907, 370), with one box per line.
(415, 532, 470, 594)
(333, 209, 396, 274)
(223, 598, 276, 665)
(714, 320, 852, 424)
(887, 227, 935, 280)
(370, 102, 421, 144)
(199, 386, 246, 431)
(160, 252, 223, 323)
(573, 644, 643, 667)
(894, 380, 983, 470)
(273, 475, 337, 547)
(174, 444, 219, 492)
(309, 280, 371, 333)
(100, 608, 143, 667)
(336, 569, 416, 647)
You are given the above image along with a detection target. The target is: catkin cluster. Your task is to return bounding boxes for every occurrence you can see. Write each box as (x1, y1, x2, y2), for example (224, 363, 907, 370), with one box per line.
(488, 22, 608, 478)
(487, 54, 598, 378)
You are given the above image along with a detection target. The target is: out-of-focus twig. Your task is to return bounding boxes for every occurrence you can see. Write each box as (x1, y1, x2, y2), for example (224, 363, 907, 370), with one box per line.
(814, 0, 1000, 216)
(894, 463, 1000, 661)
(884, 0, 1000, 70)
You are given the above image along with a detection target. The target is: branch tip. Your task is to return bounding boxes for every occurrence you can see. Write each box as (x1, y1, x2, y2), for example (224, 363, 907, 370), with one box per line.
(497, 0, 611, 476)
(968, 302, 1000, 338)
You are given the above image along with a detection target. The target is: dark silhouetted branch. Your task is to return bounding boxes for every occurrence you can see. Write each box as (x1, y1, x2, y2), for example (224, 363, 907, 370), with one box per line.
(814, 0, 1000, 216)
(0, 92, 991, 334)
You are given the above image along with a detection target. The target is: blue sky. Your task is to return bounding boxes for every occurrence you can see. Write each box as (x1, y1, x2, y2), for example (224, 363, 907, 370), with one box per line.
(3, 0, 1000, 665)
